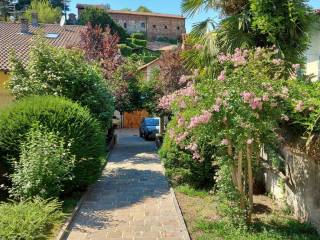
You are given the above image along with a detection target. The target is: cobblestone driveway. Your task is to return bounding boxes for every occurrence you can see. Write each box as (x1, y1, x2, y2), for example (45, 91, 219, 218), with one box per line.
(66, 129, 190, 240)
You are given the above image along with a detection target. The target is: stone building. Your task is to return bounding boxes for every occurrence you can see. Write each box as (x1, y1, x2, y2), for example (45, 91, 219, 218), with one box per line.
(76, 4, 186, 41)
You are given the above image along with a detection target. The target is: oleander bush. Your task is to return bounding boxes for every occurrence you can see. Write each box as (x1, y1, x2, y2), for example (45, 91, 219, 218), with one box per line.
(9, 39, 114, 128)
(159, 117, 216, 188)
(0, 198, 64, 240)
(0, 96, 105, 192)
(10, 124, 75, 200)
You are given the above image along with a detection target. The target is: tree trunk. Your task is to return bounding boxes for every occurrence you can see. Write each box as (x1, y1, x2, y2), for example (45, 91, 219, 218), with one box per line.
(238, 150, 245, 210)
(160, 115, 165, 135)
(246, 143, 253, 223)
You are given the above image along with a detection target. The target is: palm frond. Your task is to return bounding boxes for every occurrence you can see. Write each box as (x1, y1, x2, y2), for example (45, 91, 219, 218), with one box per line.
(181, 0, 218, 17)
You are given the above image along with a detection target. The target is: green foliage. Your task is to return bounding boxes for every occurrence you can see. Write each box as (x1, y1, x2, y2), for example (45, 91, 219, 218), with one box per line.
(136, 5, 152, 12)
(132, 39, 147, 48)
(0, 198, 64, 240)
(175, 185, 210, 198)
(130, 32, 146, 40)
(24, 0, 61, 23)
(184, 0, 315, 66)
(10, 124, 75, 200)
(9, 39, 114, 128)
(78, 7, 128, 41)
(0, 96, 105, 192)
(109, 58, 143, 113)
(159, 118, 216, 188)
(118, 44, 133, 56)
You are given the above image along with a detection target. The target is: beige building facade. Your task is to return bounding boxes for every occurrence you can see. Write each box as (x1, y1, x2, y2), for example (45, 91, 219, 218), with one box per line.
(77, 4, 186, 41)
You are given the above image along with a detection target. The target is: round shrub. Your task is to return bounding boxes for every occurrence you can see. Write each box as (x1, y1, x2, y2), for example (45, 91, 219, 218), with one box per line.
(0, 96, 105, 192)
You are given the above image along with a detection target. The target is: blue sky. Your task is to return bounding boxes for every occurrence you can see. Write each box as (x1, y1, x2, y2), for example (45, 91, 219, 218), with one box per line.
(70, 0, 320, 32)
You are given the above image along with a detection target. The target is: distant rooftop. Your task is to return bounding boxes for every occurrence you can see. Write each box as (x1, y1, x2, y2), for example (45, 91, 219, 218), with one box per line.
(0, 22, 84, 71)
(76, 4, 185, 19)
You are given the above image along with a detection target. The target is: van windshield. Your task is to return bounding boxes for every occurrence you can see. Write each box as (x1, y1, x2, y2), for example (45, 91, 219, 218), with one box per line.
(145, 118, 159, 126)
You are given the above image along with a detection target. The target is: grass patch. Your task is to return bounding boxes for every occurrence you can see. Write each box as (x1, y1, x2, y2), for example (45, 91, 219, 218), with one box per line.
(175, 185, 210, 198)
(174, 185, 319, 240)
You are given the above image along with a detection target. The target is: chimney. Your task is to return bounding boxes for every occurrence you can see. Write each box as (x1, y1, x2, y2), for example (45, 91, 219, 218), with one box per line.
(20, 17, 29, 34)
(31, 12, 39, 27)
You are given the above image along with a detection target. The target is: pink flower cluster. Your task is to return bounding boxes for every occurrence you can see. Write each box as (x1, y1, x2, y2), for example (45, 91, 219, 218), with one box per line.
(218, 48, 248, 67)
(272, 58, 283, 65)
(212, 97, 223, 112)
(295, 100, 304, 112)
(179, 75, 188, 84)
(221, 139, 229, 145)
(176, 132, 188, 144)
(185, 142, 201, 160)
(240, 92, 263, 110)
(218, 70, 226, 81)
(158, 84, 197, 111)
(158, 94, 176, 110)
(178, 85, 197, 97)
(188, 110, 212, 129)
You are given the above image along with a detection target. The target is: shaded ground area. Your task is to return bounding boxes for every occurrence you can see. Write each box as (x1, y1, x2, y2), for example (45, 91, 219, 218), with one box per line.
(66, 129, 190, 240)
(174, 185, 319, 240)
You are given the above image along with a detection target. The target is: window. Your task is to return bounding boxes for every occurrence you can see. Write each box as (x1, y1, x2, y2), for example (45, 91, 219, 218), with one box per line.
(124, 22, 127, 28)
(177, 26, 180, 30)
(153, 25, 156, 28)
(141, 22, 145, 28)
(164, 25, 168, 29)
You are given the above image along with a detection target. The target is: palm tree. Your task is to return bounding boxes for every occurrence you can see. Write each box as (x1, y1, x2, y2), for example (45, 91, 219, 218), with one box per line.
(181, 0, 314, 67)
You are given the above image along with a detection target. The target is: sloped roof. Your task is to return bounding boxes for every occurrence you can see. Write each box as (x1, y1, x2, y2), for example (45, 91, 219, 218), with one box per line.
(0, 22, 84, 71)
(76, 4, 185, 19)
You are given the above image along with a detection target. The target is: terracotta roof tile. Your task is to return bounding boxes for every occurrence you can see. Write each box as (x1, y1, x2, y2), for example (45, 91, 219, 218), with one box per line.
(0, 22, 84, 71)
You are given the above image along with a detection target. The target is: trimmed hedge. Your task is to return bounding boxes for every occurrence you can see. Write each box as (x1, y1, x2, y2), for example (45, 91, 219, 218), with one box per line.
(132, 39, 147, 48)
(131, 32, 146, 40)
(118, 44, 133, 56)
(0, 96, 105, 192)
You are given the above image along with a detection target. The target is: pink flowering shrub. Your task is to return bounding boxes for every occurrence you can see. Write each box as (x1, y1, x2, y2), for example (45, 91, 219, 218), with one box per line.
(160, 46, 311, 190)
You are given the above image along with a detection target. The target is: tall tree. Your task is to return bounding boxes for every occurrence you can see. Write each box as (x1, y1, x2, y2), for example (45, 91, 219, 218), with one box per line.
(79, 23, 122, 79)
(79, 7, 128, 42)
(24, 0, 61, 23)
(136, 5, 152, 13)
(16, 0, 68, 11)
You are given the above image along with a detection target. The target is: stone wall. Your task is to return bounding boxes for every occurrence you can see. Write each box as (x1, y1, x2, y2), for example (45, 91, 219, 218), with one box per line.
(146, 16, 185, 41)
(264, 146, 320, 232)
(108, 13, 147, 35)
(107, 13, 185, 41)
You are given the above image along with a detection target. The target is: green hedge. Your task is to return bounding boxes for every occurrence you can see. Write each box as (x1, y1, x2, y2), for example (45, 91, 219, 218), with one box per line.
(118, 44, 133, 56)
(131, 32, 146, 40)
(0, 96, 105, 192)
(132, 39, 147, 47)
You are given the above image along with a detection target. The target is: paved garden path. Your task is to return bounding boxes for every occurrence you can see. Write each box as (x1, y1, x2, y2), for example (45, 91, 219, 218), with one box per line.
(66, 129, 190, 240)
